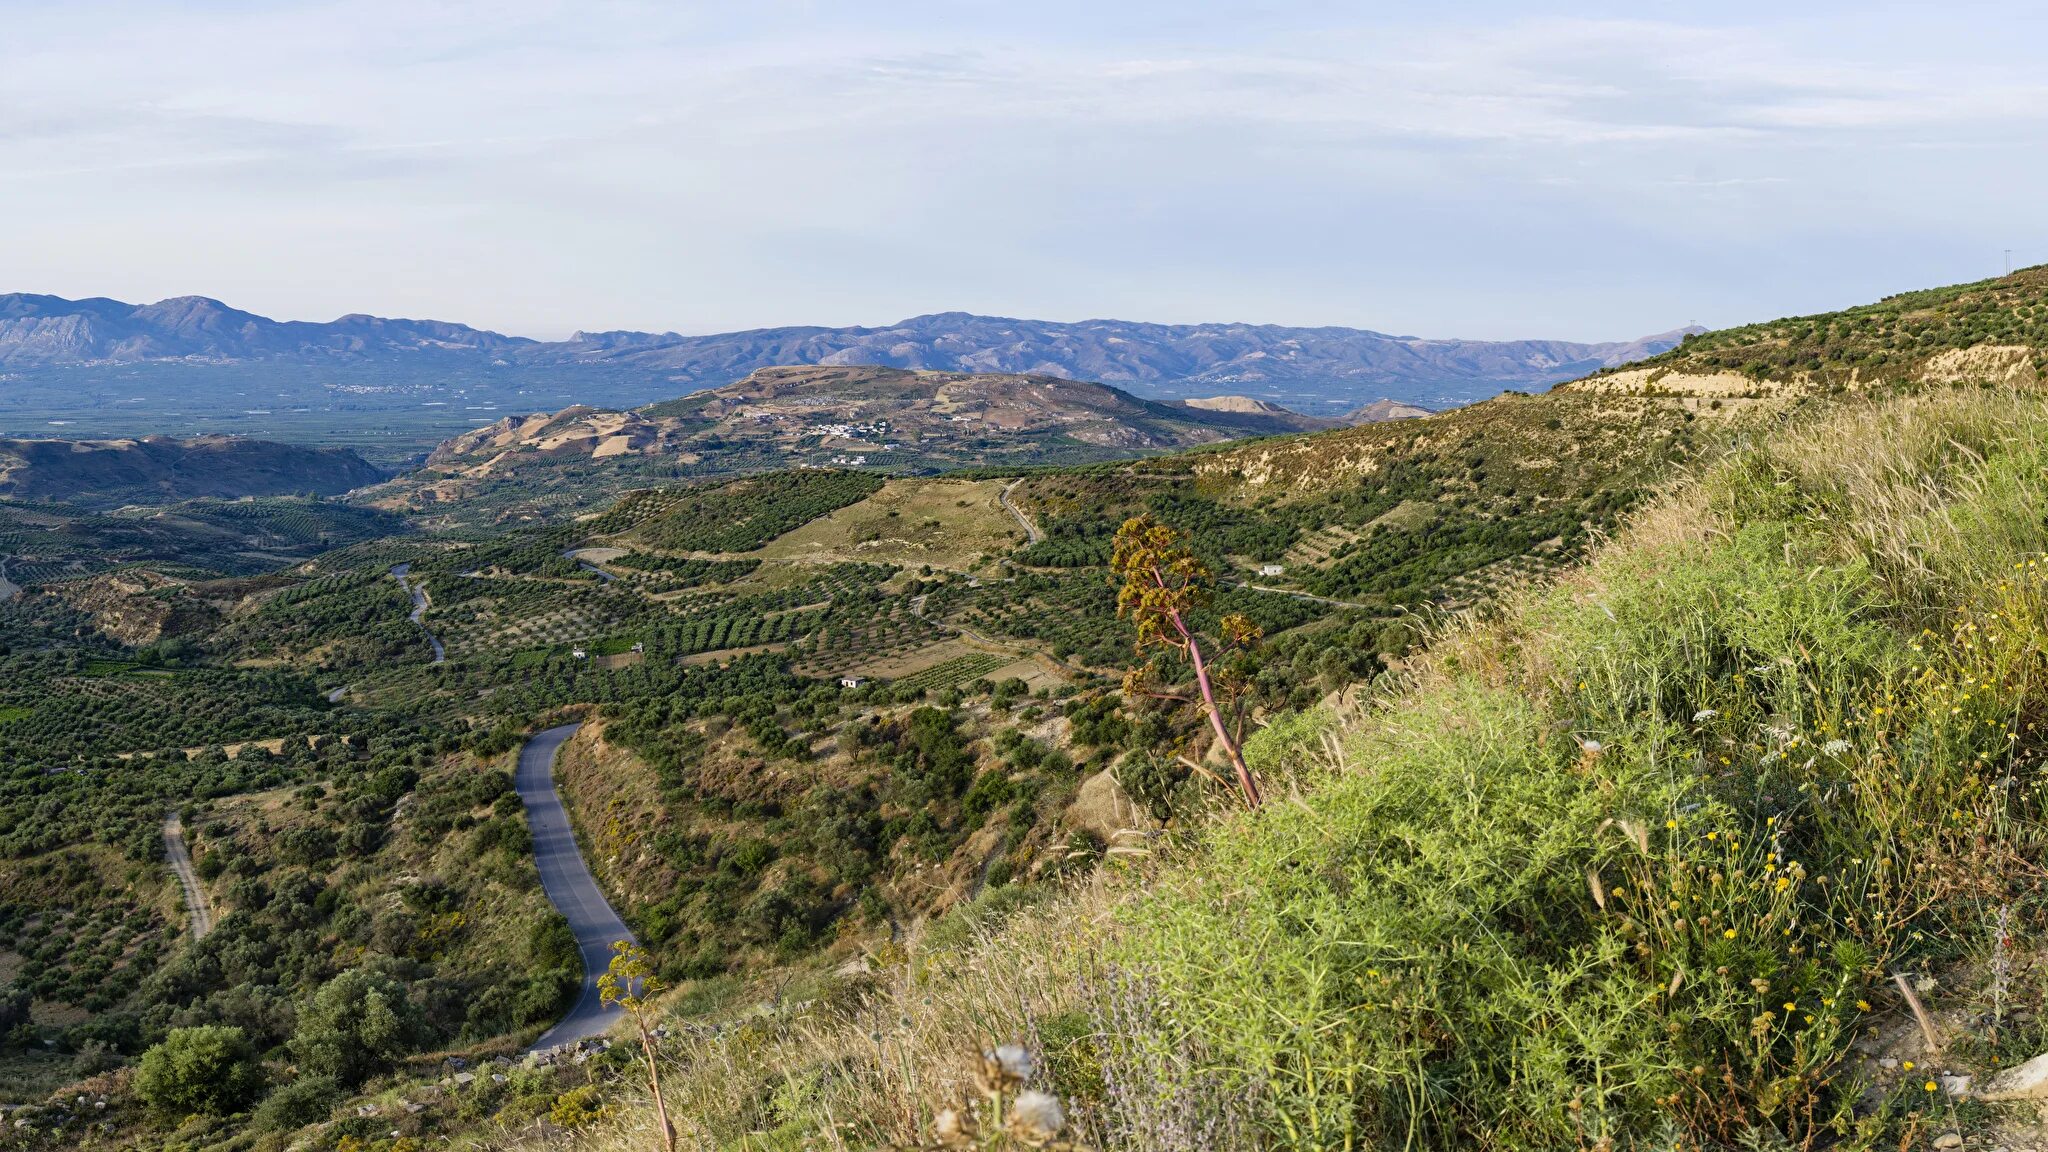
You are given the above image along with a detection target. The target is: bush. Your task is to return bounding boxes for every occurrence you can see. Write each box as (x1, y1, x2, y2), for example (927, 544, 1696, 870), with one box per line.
(134, 1025, 264, 1118)
(251, 1074, 341, 1132)
(289, 968, 424, 1086)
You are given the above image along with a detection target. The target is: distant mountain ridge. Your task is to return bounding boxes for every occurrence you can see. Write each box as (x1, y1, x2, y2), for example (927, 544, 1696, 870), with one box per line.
(0, 293, 529, 365)
(0, 293, 1697, 407)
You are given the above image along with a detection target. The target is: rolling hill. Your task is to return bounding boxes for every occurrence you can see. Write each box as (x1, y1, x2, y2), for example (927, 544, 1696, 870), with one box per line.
(1580, 264, 2048, 398)
(0, 434, 383, 506)
(367, 365, 1348, 521)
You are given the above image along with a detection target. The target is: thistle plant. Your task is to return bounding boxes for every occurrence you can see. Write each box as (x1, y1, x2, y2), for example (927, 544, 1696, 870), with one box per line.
(1111, 515, 1264, 808)
(599, 940, 676, 1152)
(918, 1042, 1089, 1150)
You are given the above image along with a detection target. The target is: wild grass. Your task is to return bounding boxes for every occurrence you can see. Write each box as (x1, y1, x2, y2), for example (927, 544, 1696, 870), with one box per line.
(550, 387, 2048, 1152)
(1109, 387, 2048, 1149)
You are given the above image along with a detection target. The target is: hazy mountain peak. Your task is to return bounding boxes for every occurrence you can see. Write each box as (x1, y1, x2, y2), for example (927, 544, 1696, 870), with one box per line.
(0, 293, 1692, 414)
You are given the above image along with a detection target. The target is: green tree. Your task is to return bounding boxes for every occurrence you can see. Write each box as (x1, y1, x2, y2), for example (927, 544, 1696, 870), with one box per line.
(289, 968, 422, 1086)
(134, 1025, 264, 1118)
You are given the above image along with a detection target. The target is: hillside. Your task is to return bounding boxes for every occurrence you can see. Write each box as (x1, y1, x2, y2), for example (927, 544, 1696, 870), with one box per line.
(9, 270, 2048, 1150)
(0, 435, 383, 506)
(546, 383, 2048, 1152)
(367, 365, 1341, 522)
(1580, 264, 2048, 398)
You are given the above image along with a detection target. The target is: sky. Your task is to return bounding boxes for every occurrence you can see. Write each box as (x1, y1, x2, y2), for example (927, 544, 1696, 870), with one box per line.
(2, 0, 2045, 342)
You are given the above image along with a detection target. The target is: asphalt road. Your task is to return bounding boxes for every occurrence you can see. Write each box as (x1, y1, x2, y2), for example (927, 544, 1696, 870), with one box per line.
(999, 479, 1044, 544)
(516, 722, 637, 1050)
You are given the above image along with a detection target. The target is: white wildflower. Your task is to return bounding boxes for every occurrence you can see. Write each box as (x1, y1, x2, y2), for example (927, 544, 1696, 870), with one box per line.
(1008, 1090, 1066, 1146)
(992, 1043, 1035, 1082)
(1693, 709, 1718, 722)
(1822, 739, 1852, 756)
(933, 1107, 973, 1147)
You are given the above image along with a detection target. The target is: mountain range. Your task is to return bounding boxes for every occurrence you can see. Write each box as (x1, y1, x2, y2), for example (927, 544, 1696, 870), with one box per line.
(0, 292, 1697, 410)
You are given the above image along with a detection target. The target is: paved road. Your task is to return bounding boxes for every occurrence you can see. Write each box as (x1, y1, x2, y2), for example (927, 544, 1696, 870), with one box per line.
(562, 549, 618, 583)
(516, 723, 636, 1049)
(999, 480, 1043, 544)
(0, 555, 19, 602)
(162, 812, 214, 940)
(391, 563, 447, 663)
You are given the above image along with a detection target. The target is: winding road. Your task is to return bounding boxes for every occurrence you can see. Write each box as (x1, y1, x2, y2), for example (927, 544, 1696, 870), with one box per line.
(999, 479, 1043, 544)
(391, 563, 446, 663)
(162, 812, 214, 940)
(0, 554, 19, 602)
(516, 723, 636, 1050)
(563, 549, 618, 583)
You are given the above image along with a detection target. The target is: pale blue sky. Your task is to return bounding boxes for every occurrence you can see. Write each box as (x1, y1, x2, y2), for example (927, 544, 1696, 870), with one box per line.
(2, 1, 2043, 340)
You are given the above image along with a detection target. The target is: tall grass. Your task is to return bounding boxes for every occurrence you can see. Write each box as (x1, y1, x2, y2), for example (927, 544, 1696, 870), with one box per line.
(556, 388, 2048, 1152)
(1109, 387, 2048, 1149)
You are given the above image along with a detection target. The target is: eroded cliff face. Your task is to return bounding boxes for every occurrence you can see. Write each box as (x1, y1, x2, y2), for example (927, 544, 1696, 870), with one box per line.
(53, 570, 220, 646)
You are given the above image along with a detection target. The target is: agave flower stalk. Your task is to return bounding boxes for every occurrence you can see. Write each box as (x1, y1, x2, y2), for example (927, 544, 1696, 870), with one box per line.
(1111, 515, 1264, 809)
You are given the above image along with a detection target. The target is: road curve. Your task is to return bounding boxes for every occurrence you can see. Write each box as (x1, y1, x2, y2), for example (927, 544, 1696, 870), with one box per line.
(999, 480, 1043, 544)
(391, 563, 447, 663)
(162, 812, 214, 940)
(516, 723, 636, 1049)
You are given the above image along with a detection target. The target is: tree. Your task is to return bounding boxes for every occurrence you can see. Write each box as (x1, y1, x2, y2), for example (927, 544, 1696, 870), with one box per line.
(135, 1025, 264, 1118)
(1111, 515, 1264, 808)
(599, 940, 676, 1152)
(289, 968, 422, 1086)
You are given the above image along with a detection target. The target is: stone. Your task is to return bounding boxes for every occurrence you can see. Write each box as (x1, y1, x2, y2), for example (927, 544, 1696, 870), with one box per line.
(1978, 1051, 2048, 1101)
(1932, 1134, 1962, 1150)
(1064, 767, 1157, 846)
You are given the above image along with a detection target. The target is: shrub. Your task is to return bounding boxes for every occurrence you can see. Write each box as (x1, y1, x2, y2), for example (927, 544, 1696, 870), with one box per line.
(289, 968, 424, 1086)
(251, 1075, 341, 1132)
(134, 1025, 264, 1118)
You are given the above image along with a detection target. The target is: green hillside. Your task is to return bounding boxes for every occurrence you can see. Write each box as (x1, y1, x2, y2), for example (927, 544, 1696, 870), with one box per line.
(1607, 264, 2048, 388)
(5, 271, 2048, 1149)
